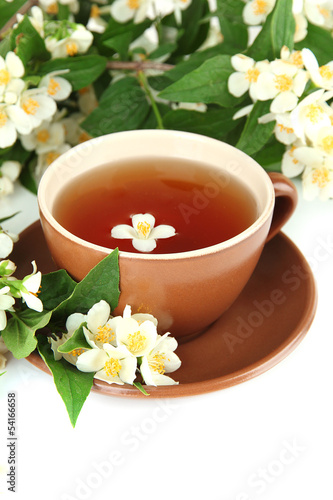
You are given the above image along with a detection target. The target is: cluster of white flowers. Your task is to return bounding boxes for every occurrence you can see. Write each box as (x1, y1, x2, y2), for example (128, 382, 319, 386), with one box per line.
(0, 226, 43, 367)
(0, 6, 96, 189)
(242, 0, 333, 42)
(228, 46, 333, 200)
(50, 300, 181, 387)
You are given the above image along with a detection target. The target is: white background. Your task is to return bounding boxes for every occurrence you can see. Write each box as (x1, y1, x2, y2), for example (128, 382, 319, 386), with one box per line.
(0, 177, 332, 500)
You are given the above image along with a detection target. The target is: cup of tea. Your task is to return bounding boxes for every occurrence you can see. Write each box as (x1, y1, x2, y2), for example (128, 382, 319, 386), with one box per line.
(38, 130, 297, 340)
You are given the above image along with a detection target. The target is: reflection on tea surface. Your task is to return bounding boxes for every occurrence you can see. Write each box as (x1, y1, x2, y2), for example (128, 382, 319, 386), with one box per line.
(53, 157, 258, 253)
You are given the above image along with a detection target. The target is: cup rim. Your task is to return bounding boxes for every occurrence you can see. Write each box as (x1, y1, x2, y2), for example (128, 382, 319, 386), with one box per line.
(38, 130, 275, 261)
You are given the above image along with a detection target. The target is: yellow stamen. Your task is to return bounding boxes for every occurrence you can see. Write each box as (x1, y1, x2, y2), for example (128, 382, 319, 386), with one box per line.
(46, 2, 58, 14)
(66, 41, 78, 56)
(69, 348, 85, 357)
(277, 123, 294, 134)
(90, 4, 101, 17)
(47, 77, 61, 96)
(45, 152, 60, 166)
(321, 135, 333, 154)
(253, 0, 268, 15)
(137, 221, 151, 238)
(36, 129, 50, 143)
(22, 98, 39, 115)
(306, 104, 324, 124)
(318, 5, 330, 18)
(289, 51, 303, 68)
(0, 110, 7, 128)
(245, 67, 260, 83)
(319, 65, 333, 81)
(127, 331, 146, 353)
(149, 353, 166, 375)
(104, 358, 121, 378)
(0, 69, 10, 86)
(95, 325, 115, 344)
(288, 146, 299, 165)
(274, 74, 293, 92)
(312, 167, 330, 188)
(127, 0, 139, 9)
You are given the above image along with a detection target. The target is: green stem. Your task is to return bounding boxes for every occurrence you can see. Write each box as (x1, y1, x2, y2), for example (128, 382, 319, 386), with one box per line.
(137, 71, 164, 130)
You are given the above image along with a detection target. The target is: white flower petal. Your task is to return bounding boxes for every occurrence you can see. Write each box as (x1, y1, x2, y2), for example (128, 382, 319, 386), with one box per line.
(132, 213, 155, 232)
(0, 233, 14, 258)
(228, 72, 249, 97)
(87, 300, 110, 333)
(132, 237, 157, 253)
(150, 224, 176, 239)
(6, 51, 24, 78)
(66, 312, 86, 333)
(21, 291, 43, 312)
(111, 224, 137, 239)
(76, 348, 107, 372)
(270, 91, 298, 114)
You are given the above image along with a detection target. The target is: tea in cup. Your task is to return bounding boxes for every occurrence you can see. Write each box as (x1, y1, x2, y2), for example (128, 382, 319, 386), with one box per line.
(38, 130, 297, 340)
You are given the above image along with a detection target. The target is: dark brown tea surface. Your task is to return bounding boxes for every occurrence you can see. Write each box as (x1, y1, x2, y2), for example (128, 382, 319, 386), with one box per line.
(53, 157, 258, 253)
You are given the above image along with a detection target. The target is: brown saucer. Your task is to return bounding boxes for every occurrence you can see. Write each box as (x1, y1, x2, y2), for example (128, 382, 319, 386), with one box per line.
(14, 221, 317, 398)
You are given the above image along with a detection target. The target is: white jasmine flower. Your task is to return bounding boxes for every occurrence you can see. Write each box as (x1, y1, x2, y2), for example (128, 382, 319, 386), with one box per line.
(256, 59, 308, 113)
(45, 25, 93, 59)
(293, 146, 333, 199)
(242, 0, 276, 25)
(0, 161, 21, 184)
(20, 261, 43, 312)
(111, 213, 176, 253)
(280, 46, 304, 68)
(293, 12, 308, 42)
(304, 0, 333, 29)
(0, 52, 25, 104)
(302, 48, 333, 90)
(18, 89, 57, 131)
(259, 112, 298, 145)
(281, 143, 306, 177)
(228, 54, 270, 101)
(61, 112, 92, 145)
(20, 120, 65, 154)
(76, 343, 137, 385)
(0, 286, 15, 331)
(290, 88, 333, 144)
(315, 126, 333, 155)
(0, 229, 17, 258)
(233, 104, 254, 120)
(35, 143, 71, 180)
(87, 4, 109, 33)
(16, 6, 45, 37)
(39, 71, 72, 101)
(82, 300, 117, 349)
(0, 176, 14, 196)
(110, 0, 152, 23)
(0, 101, 35, 148)
(140, 333, 181, 386)
(115, 305, 158, 357)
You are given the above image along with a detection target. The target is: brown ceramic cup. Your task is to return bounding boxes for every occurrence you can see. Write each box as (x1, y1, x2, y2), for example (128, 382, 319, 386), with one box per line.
(38, 130, 297, 340)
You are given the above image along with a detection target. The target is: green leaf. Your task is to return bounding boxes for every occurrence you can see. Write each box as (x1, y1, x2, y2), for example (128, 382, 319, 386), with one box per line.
(81, 77, 150, 137)
(0, 36, 11, 58)
(19, 157, 37, 195)
(236, 101, 275, 156)
(133, 382, 150, 396)
(1, 309, 52, 359)
(37, 335, 94, 427)
(0, 212, 20, 224)
(163, 107, 241, 140)
(39, 269, 76, 312)
(246, 11, 274, 61)
(0, 0, 26, 31)
(10, 16, 49, 65)
(252, 140, 284, 172)
(271, 0, 294, 56)
(216, 0, 248, 50)
(159, 55, 240, 107)
(52, 249, 120, 323)
(39, 55, 107, 90)
(172, 0, 210, 57)
(295, 24, 333, 66)
(58, 324, 91, 353)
